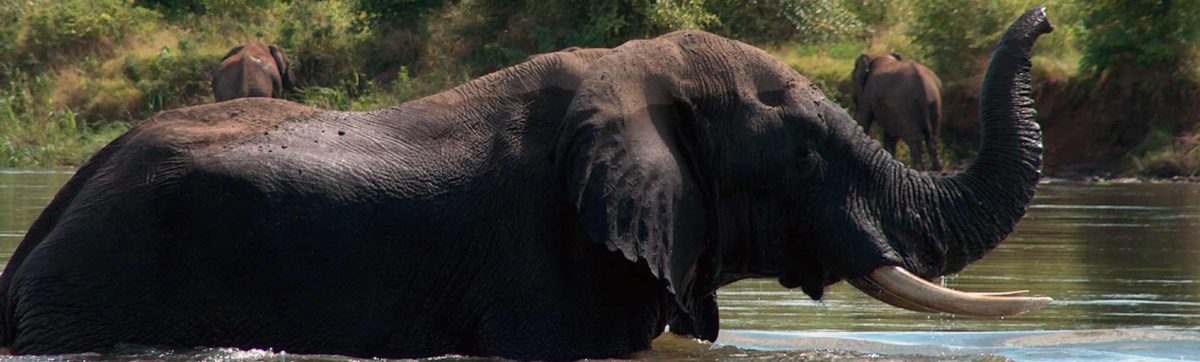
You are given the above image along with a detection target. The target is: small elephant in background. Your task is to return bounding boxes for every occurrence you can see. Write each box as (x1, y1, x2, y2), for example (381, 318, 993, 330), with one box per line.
(212, 42, 294, 102)
(851, 53, 943, 171)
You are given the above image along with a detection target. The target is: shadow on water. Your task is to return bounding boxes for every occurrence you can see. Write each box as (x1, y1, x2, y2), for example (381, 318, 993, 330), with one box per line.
(1, 171, 1198, 361)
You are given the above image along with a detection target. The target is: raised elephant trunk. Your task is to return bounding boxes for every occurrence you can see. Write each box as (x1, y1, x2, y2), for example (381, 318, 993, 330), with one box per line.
(844, 8, 1054, 316)
(939, 7, 1053, 275)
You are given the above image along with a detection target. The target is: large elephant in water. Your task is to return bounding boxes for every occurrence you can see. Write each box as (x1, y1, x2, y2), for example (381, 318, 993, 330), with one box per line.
(852, 53, 944, 171)
(211, 42, 293, 102)
(0, 9, 1053, 360)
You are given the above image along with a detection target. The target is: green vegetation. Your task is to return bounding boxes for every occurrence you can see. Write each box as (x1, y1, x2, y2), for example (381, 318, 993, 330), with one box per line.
(1, 0, 1197, 174)
(1128, 128, 1200, 177)
(0, 69, 129, 167)
(1079, 0, 1200, 78)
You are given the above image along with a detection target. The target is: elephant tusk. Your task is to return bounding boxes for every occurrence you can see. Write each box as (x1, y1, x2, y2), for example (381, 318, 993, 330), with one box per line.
(969, 290, 1032, 297)
(847, 275, 1031, 313)
(847, 278, 942, 313)
(925, 275, 1032, 296)
(848, 266, 1052, 317)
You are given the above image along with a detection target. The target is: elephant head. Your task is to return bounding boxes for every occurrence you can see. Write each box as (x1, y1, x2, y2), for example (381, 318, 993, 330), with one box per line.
(559, 8, 1053, 339)
(850, 52, 903, 106)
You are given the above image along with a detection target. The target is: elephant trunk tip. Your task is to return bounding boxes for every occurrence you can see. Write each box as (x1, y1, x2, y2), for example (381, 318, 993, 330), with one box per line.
(1002, 8, 1054, 47)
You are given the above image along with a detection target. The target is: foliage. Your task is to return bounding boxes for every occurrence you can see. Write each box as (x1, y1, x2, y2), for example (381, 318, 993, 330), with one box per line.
(124, 41, 222, 115)
(773, 42, 863, 105)
(0, 1, 22, 64)
(0, 0, 1194, 174)
(133, 0, 279, 18)
(420, 0, 864, 75)
(1078, 0, 1200, 78)
(7, 0, 160, 69)
(0, 69, 129, 167)
(354, 0, 446, 28)
(840, 0, 894, 31)
(909, 1, 1027, 79)
(701, 0, 862, 44)
(645, 0, 719, 32)
(276, 0, 371, 86)
(1129, 128, 1200, 177)
(296, 66, 453, 111)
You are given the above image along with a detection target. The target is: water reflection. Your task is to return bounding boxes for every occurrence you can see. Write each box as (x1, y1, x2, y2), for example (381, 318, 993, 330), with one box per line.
(1, 172, 1198, 360)
(0, 170, 72, 261)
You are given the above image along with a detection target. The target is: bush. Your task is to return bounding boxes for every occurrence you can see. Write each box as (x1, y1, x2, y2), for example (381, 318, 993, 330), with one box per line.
(124, 41, 222, 115)
(421, 0, 863, 75)
(645, 0, 719, 32)
(406, 0, 646, 74)
(1130, 127, 1200, 177)
(15, 0, 160, 69)
(354, 0, 446, 28)
(63, 71, 143, 123)
(1079, 0, 1200, 78)
(295, 72, 370, 111)
(909, 1, 1026, 80)
(134, 0, 279, 18)
(840, 0, 893, 31)
(719, 0, 861, 44)
(0, 1, 23, 65)
(295, 66, 459, 111)
(775, 41, 863, 106)
(276, 0, 371, 87)
(0, 69, 129, 167)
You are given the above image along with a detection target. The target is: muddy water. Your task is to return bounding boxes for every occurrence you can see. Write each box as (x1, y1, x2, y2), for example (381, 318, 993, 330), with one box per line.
(1, 170, 1198, 361)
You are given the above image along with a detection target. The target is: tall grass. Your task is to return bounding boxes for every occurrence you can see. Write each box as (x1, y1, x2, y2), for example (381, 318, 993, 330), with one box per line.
(0, 70, 129, 168)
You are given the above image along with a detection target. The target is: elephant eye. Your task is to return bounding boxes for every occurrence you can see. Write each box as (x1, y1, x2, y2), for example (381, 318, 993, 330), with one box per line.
(795, 144, 815, 166)
(757, 89, 786, 108)
(794, 144, 824, 179)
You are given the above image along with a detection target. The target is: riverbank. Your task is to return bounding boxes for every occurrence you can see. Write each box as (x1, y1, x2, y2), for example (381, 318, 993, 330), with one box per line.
(2, 1, 1196, 177)
(940, 71, 1200, 178)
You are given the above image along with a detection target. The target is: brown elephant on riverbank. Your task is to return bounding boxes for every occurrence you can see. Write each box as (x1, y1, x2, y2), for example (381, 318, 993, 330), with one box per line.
(212, 42, 293, 102)
(851, 53, 944, 171)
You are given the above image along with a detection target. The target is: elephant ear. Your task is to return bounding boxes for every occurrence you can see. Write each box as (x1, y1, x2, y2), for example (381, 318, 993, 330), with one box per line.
(853, 54, 871, 103)
(269, 45, 294, 91)
(854, 54, 871, 82)
(556, 60, 717, 340)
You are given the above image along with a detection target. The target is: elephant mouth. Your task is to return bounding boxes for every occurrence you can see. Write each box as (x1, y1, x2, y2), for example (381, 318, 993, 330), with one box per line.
(847, 266, 1052, 317)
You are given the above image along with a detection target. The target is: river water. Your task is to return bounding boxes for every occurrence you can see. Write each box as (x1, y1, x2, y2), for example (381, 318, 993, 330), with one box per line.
(0, 169, 1198, 361)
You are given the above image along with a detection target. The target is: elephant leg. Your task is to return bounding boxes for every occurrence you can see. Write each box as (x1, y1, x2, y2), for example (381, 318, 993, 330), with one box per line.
(906, 138, 926, 170)
(883, 135, 899, 156)
(862, 116, 875, 135)
(926, 136, 943, 171)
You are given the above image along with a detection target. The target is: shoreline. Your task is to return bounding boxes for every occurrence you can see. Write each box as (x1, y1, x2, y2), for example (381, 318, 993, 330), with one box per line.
(924, 169, 1200, 184)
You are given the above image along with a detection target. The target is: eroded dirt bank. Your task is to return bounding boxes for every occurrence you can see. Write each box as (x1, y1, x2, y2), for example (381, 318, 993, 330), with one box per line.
(940, 70, 1200, 177)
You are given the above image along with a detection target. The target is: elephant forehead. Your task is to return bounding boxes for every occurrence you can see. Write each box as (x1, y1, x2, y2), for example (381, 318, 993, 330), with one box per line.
(653, 32, 806, 103)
